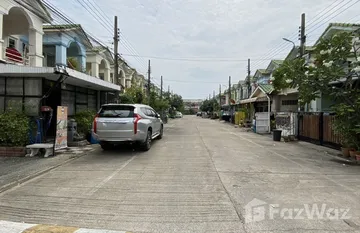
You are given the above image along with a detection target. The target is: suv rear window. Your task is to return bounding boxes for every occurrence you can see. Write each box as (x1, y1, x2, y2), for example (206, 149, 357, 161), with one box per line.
(99, 105, 135, 118)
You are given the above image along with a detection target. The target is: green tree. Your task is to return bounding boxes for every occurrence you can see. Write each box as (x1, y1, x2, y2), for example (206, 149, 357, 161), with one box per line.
(200, 99, 219, 112)
(272, 31, 360, 148)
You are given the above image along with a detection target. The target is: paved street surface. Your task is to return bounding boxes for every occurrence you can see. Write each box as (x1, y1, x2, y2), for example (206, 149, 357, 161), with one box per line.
(1, 116, 360, 233)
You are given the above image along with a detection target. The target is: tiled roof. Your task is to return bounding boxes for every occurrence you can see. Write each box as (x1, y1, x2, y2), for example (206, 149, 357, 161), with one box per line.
(43, 24, 82, 30)
(257, 69, 268, 74)
(272, 60, 284, 65)
(316, 23, 360, 44)
(258, 84, 274, 94)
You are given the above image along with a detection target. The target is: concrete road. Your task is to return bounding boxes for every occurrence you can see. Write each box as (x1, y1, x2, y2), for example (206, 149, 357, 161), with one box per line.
(1, 116, 360, 233)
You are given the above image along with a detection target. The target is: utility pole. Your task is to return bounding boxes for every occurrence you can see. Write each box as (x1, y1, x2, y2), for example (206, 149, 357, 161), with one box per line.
(247, 58, 251, 98)
(228, 76, 231, 103)
(160, 76, 163, 99)
(299, 13, 306, 112)
(213, 90, 215, 99)
(299, 13, 306, 57)
(168, 85, 170, 93)
(114, 16, 119, 86)
(219, 84, 221, 106)
(147, 60, 151, 105)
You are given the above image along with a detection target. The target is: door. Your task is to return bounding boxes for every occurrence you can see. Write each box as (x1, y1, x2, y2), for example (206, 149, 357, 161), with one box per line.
(149, 108, 161, 134)
(96, 105, 135, 140)
(144, 108, 160, 135)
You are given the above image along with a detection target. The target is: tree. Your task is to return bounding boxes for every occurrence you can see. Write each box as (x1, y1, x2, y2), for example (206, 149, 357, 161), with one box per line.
(170, 94, 184, 112)
(200, 99, 219, 112)
(272, 31, 360, 148)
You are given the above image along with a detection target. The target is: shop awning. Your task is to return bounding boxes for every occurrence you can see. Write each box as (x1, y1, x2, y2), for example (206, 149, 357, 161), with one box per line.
(239, 97, 257, 104)
(0, 64, 120, 91)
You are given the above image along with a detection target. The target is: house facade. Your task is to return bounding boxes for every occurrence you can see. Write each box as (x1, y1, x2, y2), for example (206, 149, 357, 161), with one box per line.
(0, 0, 128, 138)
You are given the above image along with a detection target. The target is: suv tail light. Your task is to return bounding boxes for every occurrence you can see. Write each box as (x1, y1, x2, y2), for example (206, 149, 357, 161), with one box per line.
(93, 113, 99, 133)
(133, 113, 141, 134)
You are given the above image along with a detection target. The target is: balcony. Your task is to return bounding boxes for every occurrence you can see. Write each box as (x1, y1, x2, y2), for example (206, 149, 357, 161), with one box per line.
(2, 45, 30, 66)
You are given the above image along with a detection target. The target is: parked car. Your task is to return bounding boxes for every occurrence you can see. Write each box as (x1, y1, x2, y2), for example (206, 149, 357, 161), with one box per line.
(93, 104, 163, 151)
(196, 112, 202, 116)
(175, 111, 183, 118)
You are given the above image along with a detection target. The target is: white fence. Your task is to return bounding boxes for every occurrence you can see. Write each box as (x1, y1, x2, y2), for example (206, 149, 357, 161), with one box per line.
(275, 112, 297, 136)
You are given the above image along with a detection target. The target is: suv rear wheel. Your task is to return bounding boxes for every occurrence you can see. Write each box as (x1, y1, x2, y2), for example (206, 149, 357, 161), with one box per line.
(140, 129, 152, 151)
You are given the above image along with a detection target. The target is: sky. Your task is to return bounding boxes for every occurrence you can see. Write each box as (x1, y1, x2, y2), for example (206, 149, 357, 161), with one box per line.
(49, 0, 360, 99)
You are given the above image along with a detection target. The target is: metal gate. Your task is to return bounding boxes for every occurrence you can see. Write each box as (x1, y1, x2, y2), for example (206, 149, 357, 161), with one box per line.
(255, 112, 270, 133)
(298, 112, 341, 149)
(275, 112, 297, 136)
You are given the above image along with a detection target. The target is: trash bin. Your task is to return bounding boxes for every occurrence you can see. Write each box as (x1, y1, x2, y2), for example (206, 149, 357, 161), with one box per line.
(273, 129, 282, 141)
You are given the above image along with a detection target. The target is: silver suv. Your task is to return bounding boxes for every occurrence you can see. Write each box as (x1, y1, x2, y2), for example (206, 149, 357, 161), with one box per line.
(93, 104, 163, 151)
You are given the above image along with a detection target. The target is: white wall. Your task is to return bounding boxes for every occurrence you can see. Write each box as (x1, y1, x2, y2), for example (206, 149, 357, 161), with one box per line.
(279, 94, 298, 112)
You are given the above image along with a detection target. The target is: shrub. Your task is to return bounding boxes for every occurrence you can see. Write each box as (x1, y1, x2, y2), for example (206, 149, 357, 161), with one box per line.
(0, 110, 29, 147)
(73, 110, 97, 136)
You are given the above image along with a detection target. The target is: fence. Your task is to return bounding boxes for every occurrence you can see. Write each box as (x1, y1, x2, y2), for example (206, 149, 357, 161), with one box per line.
(298, 112, 341, 150)
(275, 112, 297, 136)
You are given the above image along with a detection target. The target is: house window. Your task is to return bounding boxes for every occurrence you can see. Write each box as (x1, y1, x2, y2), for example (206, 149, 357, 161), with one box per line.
(8, 37, 17, 48)
(282, 100, 298, 105)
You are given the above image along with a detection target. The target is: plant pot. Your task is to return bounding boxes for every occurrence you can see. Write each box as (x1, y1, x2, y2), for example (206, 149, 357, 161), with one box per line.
(356, 155, 360, 161)
(341, 147, 350, 157)
(349, 150, 357, 158)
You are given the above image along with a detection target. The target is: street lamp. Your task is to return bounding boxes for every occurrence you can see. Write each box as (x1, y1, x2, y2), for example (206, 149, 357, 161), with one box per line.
(282, 38, 296, 48)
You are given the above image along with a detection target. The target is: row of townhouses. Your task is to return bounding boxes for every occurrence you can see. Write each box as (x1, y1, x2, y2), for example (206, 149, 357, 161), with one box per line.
(219, 23, 359, 122)
(216, 22, 360, 148)
(0, 0, 146, 117)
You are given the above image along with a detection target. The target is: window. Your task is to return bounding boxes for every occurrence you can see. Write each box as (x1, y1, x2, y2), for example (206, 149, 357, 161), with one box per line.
(88, 94, 96, 111)
(6, 97, 22, 112)
(25, 78, 42, 95)
(24, 98, 40, 116)
(0, 78, 5, 94)
(99, 105, 135, 118)
(8, 37, 16, 48)
(141, 107, 155, 117)
(148, 108, 157, 117)
(6, 78, 23, 95)
(0, 97, 4, 113)
(282, 100, 298, 106)
(62, 90, 75, 116)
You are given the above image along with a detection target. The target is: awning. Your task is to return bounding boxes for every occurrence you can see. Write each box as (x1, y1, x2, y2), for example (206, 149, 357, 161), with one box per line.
(0, 64, 120, 91)
(240, 97, 257, 104)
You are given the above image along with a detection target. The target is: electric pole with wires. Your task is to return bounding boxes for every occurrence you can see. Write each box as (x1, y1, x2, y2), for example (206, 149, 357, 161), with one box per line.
(299, 13, 306, 57)
(247, 58, 251, 98)
(160, 76, 163, 99)
(147, 60, 151, 105)
(114, 16, 119, 86)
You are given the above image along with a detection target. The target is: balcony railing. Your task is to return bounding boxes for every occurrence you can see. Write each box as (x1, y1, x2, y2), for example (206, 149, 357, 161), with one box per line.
(3, 46, 29, 66)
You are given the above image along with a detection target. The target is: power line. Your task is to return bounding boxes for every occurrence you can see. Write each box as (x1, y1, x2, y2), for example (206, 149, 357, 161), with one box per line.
(73, 0, 112, 34)
(307, 0, 360, 35)
(251, 0, 360, 69)
(120, 54, 282, 62)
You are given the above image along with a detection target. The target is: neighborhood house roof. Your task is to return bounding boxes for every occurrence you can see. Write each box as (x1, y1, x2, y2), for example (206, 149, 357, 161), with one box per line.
(315, 23, 360, 44)
(266, 60, 284, 72)
(258, 84, 274, 94)
(254, 69, 270, 79)
(43, 24, 93, 48)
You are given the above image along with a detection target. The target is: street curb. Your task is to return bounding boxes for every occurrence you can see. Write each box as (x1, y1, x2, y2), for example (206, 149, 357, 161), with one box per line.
(0, 220, 131, 233)
(0, 148, 95, 194)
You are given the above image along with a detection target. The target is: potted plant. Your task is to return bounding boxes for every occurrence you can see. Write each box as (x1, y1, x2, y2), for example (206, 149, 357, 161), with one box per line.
(349, 148, 357, 158)
(0, 109, 29, 156)
(356, 150, 360, 161)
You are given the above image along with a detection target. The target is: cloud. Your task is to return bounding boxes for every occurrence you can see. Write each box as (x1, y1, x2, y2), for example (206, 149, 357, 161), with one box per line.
(49, 0, 360, 98)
